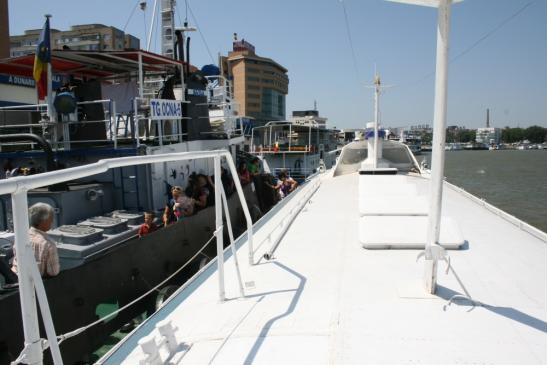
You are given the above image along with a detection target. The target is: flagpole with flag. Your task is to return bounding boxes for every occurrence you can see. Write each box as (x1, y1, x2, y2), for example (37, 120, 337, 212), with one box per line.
(33, 14, 53, 120)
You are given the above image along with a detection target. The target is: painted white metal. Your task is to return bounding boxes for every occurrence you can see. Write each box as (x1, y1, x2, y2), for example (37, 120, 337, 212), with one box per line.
(220, 185, 245, 298)
(424, 0, 452, 294)
(138, 53, 144, 98)
(263, 178, 321, 260)
(223, 154, 255, 265)
(45, 15, 53, 123)
(387, 0, 456, 294)
(386, 0, 462, 7)
(0, 150, 255, 363)
(373, 75, 380, 169)
(11, 192, 42, 365)
(214, 156, 226, 302)
(155, 319, 179, 353)
(97, 171, 547, 365)
(146, 0, 158, 51)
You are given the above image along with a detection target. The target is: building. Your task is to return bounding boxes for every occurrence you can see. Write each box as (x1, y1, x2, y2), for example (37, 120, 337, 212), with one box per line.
(0, 0, 9, 58)
(291, 110, 328, 129)
(9, 24, 140, 57)
(221, 35, 289, 126)
(476, 127, 501, 145)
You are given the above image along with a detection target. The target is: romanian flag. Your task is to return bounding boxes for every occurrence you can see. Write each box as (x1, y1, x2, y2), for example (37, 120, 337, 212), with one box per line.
(33, 17, 51, 100)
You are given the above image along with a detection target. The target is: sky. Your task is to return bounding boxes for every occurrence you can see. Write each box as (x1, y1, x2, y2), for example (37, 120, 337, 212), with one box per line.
(6, 0, 547, 129)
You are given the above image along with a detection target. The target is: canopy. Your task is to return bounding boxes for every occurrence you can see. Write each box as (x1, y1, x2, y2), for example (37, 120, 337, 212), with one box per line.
(0, 49, 188, 80)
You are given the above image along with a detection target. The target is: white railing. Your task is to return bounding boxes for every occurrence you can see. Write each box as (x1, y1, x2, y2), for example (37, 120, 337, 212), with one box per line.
(0, 150, 253, 365)
(261, 176, 321, 260)
(0, 97, 193, 151)
(132, 97, 189, 147)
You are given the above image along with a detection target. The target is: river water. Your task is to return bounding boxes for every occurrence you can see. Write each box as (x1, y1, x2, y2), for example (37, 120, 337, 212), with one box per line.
(418, 150, 547, 233)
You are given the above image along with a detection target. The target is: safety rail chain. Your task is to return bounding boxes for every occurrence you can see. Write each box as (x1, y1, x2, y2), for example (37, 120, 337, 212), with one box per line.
(57, 232, 217, 345)
(0, 150, 253, 365)
(9, 232, 218, 365)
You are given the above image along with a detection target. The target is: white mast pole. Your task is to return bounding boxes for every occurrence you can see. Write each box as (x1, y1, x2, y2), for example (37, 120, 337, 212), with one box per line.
(386, 0, 456, 294)
(424, 0, 452, 294)
(146, 0, 158, 51)
(373, 75, 380, 169)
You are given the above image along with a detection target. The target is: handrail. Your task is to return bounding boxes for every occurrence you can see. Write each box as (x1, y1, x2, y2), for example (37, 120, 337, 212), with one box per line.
(0, 149, 254, 365)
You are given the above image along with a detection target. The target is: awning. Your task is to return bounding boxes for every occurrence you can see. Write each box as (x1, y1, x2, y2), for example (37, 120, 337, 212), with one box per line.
(0, 49, 189, 80)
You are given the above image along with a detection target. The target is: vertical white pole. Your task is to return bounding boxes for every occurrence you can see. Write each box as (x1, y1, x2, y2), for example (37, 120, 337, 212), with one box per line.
(45, 15, 53, 124)
(224, 153, 254, 265)
(425, 0, 451, 294)
(134, 98, 140, 148)
(220, 185, 245, 298)
(214, 155, 226, 302)
(12, 191, 43, 365)
(138, 53, 144, 98)
(112, 101, 118, 149)
(288, 124, 292, 152)
(373, 80, 380, 169)
(146, 0, 158, 51)
(46, 63, 53, 122)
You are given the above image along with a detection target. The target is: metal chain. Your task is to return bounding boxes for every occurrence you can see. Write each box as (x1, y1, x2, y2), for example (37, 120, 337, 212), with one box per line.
(57, 232, 217, 344)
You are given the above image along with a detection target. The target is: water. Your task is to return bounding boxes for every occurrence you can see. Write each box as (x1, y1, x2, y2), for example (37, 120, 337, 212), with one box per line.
(418, 150, 547, 233)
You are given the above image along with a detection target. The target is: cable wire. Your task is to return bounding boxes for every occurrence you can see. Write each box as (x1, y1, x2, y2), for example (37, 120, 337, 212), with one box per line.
(56, 232, 217, 344)
(123, 0, 141, 32)
(339, 0, 361, 80)
(398, 1, 536, 89)
(187, 2, 216, 64)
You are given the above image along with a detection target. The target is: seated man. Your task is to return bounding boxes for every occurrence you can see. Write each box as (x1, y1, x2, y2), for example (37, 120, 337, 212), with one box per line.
(11, 203, 60, 278)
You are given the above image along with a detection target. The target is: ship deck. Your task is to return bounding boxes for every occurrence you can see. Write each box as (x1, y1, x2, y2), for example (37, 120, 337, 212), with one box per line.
(100, 171, 547, 364)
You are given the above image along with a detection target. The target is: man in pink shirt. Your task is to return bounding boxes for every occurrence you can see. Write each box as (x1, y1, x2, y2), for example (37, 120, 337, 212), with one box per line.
(12, 203, 60, 277)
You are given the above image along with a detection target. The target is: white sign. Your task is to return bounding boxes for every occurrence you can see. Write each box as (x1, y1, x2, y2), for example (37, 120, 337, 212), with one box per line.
(150, 99, 183, 120)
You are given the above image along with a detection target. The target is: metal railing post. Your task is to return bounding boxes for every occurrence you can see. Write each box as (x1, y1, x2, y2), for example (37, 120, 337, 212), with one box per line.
(223, 152, 254, 265)
(220, 184, 245, 298)
(134, 99, 140, 148)
(112, 100, 117, 149)
(214, 155, 226, 302)
(11, 191, 43, 365)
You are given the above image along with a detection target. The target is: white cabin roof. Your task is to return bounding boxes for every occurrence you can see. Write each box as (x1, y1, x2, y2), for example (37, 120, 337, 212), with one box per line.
(99, 171, 547, 364)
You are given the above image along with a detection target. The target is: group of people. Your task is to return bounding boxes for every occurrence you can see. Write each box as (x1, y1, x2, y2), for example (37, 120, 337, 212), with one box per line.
(237, 157, 298, 199)
(158, 169, 236, 230)
(0, 159, 301, 286)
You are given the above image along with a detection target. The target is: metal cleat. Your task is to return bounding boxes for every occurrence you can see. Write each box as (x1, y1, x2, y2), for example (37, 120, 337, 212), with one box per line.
(138, 334, 162, 365)
(156, 319, 179, 353)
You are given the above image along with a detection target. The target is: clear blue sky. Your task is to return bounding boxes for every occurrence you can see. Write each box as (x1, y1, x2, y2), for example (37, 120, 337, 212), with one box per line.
(7, 0, 547, 129)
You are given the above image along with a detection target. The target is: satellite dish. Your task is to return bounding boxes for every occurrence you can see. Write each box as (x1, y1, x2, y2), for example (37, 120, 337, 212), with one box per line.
(53, 92, 77, 114)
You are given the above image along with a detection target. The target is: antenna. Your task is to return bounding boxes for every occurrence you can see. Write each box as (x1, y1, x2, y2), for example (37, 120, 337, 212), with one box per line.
(364, 70, 393, 169)
(314, 100, 317, 111)
(486, 108, 490, 128)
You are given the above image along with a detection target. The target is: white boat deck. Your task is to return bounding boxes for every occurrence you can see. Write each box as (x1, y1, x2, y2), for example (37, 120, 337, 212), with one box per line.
(100, 172, 547, 364)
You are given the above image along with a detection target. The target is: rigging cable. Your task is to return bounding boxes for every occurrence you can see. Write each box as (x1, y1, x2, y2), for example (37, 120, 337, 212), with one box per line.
(143, 6, 148, 49)
(397, 1, 536, 88)
(338, 0, 361, 81)
(187, 2, 216, 64)
(122, 0, 141, 32)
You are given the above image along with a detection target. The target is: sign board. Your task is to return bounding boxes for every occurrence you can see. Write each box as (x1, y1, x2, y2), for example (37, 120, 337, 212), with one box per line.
(187, 88, 206, 97)
(0, 73, 63, 89)
(149, 99, 183, 120)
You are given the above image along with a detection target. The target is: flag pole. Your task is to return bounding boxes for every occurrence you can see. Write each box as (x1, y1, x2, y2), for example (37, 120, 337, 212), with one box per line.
(45, 14, 53, 121)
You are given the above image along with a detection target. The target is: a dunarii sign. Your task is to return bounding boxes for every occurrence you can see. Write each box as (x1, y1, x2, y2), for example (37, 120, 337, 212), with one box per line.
(149, 99, 183, 120)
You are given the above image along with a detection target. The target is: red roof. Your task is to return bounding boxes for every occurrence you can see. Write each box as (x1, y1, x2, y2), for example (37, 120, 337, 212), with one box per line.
(0, 49, 187, 79)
